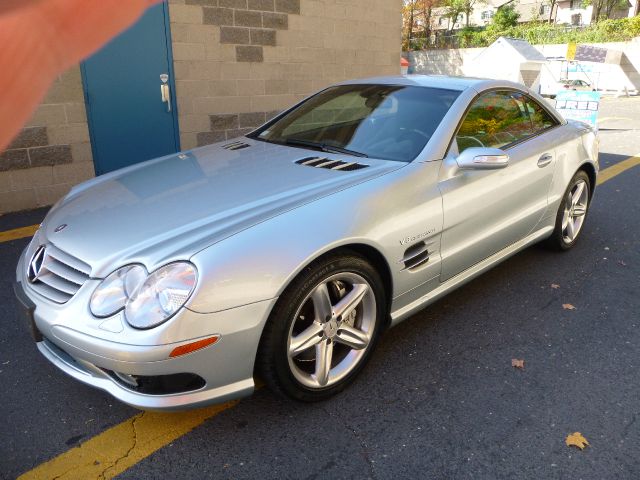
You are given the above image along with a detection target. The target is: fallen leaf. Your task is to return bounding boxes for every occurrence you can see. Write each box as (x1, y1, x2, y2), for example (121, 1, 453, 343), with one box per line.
(562, 304, 576, 310)
(511, 358, 525, 369)
(566, 432, 589, 450)
(551, 284, 560, 289)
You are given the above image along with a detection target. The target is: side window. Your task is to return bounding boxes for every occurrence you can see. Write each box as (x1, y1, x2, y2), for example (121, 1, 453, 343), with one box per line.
(525, 96, 559, 132)
(456, 90, 536, 153)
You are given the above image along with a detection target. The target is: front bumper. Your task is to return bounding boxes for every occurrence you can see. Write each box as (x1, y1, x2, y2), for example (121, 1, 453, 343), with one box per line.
(14, 275, 277, 411)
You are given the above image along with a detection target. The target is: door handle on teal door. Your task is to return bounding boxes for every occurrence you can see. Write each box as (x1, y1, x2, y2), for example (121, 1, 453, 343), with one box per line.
(160, 84, 171, 112)
(537, 153, 553, 167)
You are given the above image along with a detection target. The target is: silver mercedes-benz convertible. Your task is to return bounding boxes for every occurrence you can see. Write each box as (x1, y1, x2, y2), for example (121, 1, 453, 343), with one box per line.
(14, 75, 598, 410)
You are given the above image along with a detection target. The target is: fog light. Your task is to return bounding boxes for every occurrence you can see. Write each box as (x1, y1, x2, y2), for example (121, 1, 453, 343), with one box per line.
(169, 336, 219, 358)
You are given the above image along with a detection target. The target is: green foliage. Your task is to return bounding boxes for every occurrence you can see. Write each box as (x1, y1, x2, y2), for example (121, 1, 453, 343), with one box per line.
(453, 15, 640, 48)
(491, 4, 520, 31)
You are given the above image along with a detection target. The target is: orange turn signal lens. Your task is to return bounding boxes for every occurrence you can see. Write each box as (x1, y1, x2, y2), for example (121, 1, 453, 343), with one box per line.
(169, 336, 219, 358)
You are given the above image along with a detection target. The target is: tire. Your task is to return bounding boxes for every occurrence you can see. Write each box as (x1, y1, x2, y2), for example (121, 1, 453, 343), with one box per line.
(545, 170, 591, 251)
(256, 252, 386, 402)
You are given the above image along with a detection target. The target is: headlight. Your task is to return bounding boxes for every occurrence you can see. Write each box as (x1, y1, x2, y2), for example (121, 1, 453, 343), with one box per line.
(90, 262, 197, 329)
(125, 263, 197, 329)
(90, 265, 146, 318)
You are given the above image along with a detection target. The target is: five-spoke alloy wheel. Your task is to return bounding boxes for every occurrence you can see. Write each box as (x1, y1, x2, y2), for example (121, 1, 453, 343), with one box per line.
(257, 253, 385, 401)
(561, 178, 589, 244)
(547, 170, 592, 250)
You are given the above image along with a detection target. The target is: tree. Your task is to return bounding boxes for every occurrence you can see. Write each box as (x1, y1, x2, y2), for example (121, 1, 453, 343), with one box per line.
(583, 0, 628, 21)
(442, 0, 468, 30)
(490, 3, 520, 30)
(402, 0, 418, 50)
(402, 0, 441, 49)
(548, 0, 558, 23)
(417, 0, 440, 41)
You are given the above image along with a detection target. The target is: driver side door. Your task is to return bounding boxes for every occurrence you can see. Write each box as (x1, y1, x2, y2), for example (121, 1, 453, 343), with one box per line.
(438, 89, 561, 281)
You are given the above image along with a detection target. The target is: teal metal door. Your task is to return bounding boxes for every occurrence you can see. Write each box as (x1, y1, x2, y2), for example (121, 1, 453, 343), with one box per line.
(81, 2, 179, 175)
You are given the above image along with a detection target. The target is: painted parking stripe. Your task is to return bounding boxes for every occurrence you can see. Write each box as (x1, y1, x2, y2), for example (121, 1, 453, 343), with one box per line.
(597, 153, 640, 185)
(17, 401, 239, 480)
(0, 224, 39, 243)
(9, 151, 640, 479)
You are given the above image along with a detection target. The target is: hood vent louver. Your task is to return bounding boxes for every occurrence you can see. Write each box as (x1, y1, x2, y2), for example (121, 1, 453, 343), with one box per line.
(295, 156, 368, 171)
(222, 141, 250, 151)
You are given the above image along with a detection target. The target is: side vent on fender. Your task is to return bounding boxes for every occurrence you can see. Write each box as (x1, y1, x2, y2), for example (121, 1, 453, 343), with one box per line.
(295, 157, 368, 171)
(222, 141, 250, 151)
(401, 241, 430, 271)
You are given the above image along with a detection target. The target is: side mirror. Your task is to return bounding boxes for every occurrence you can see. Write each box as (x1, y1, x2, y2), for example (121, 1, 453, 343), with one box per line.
(456, 147, 509, 170)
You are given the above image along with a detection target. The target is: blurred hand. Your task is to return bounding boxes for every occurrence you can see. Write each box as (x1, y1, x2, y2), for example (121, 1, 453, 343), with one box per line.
(0, 0, 160, 152)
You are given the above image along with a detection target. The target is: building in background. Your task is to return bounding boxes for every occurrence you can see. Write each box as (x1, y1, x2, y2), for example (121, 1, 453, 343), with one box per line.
(0, 0, 402, 214)
(429, 0, 636, 33)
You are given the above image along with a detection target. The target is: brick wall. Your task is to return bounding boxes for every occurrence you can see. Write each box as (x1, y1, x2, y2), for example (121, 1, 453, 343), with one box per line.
(0, 67, 94, 214)
(168, 0, 403, 149)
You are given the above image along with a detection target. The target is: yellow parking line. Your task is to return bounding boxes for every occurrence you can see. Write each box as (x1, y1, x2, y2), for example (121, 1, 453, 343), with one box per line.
(597, 153, 640, 185)
(0, 224, 39, 243)
(9, 151, 640, 480)
(18, 401, 239, 480)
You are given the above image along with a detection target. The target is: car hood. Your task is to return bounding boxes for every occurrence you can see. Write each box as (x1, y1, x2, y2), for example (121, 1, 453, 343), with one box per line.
(40, 139, 403, 277)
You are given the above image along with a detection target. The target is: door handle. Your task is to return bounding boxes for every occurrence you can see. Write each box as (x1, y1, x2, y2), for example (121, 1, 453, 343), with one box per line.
(160, 74, 171, 112)
(537, 153, 553, 167)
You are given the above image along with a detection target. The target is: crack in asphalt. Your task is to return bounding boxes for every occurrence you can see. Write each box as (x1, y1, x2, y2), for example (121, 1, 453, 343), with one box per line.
(322, 405, 378, 480)
(622, 412, 638, 439)
(97, 412, 144, 480)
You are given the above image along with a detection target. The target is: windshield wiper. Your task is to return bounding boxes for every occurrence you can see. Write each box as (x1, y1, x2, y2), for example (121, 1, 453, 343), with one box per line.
(284, 138, 368, 158)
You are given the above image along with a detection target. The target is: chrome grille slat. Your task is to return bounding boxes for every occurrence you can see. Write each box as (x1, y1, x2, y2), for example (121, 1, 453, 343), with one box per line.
(46, 258, 86, 285)
(37, 271, 80, 296)
(46, 244, 91, 275)
(29, 282, 73, 303)
(26, 243, 90, 304)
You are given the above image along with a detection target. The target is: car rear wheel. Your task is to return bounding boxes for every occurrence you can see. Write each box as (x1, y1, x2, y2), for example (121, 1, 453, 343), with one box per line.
(546, 170, 591, 250)
(257, 253, 385, 401)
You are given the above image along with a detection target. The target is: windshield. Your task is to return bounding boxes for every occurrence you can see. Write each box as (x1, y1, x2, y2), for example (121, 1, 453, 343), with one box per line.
(252, 84, 460, 162)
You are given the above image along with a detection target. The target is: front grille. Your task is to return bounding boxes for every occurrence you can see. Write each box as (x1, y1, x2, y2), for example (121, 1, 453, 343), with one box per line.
(28, 244, 91, 303)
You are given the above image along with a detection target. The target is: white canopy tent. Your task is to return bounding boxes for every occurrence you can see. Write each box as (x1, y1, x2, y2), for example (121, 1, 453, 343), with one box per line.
(464, 37, 547, 91)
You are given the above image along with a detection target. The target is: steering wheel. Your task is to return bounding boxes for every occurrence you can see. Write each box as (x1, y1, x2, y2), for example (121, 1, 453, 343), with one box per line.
(402, 128, 430, 141)
(457, 135, 484, 149)
(491, 131, 517, 144)
(398, 128, 431, 147)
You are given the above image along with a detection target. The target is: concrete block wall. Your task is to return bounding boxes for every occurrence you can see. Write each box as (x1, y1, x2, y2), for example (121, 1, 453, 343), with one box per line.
(168, 0, 403, 149)
(407, 38, 640, 92)
(0, 67, 94, 214)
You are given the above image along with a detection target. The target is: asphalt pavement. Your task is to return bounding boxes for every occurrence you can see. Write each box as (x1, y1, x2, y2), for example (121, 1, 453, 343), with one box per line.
(1, 96, 639, 480)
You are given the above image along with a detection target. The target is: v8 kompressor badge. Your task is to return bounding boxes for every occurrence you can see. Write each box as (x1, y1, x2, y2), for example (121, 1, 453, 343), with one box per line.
(399, 228, 436, 245)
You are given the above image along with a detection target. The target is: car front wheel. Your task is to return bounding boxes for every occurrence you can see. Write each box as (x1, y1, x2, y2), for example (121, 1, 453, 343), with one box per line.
(257, 253, 385, 401)
(546, 170, 591, 250)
